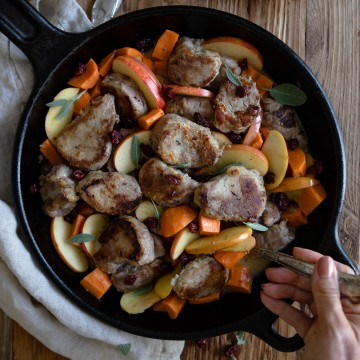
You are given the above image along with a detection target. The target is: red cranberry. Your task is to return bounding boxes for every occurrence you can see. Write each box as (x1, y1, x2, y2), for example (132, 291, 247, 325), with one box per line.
(264, 172, 276, 184)
(179, 252, 194, 266)
(110, 130, 124, 145)
(236, 85, 248, 98)
(73, 169, 85, 180)
(165, 174, 180, 185)
(228, 132, 243, 144)
(193, 112, 210, 128)
(314, 159, 324, 174)
(75, 63, 87, 76)
(196, 338, 208, 348)
(124, 274, 137, 285)
(238, 58, 248, 71)
(269, 192, 291, 211)
(29, 183, 39, 194)
(224, 344, 238, 357)
(188, 222, 198, 233)
(135, 38, 154, 53)
(143, 217, 158, 229)
(280, 114, 296, 128)
(287, 138, 299, 150)
(162, 84, 176, 99)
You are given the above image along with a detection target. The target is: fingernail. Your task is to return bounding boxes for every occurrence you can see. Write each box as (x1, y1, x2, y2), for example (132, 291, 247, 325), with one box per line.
(261, 283, 271, 289)
(317, 256, 335, 278)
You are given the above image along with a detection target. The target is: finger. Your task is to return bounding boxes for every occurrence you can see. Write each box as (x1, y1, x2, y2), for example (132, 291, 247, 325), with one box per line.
(260, 292, 312, 338)
(265, 267, 312, 291)
(261, 283, 313, 304)
(293, 247, 354, 274)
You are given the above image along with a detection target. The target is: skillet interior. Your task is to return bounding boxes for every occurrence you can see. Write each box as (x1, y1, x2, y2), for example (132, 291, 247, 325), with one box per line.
(11, 5, 353, 347)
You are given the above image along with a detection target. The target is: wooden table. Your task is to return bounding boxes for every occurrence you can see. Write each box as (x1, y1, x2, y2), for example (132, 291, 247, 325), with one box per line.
(1, 0, 359, 359)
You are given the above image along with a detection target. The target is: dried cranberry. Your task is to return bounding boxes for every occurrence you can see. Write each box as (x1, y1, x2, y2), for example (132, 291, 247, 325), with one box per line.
(196, 338, 208, 348)
(143, 217, 158, 229)
(287, 138, 299, 151)
(64, 207, 79, 224)
(270, 192, 291, 211)
(280, 114, 296, 128)
(165, 174, 180, 185)
(120, 117, 137, 129)
(135, 38, 154, 53)
(124, 274, 137, 285)
(140, 143, 155, 157)
(238, 58, 248, 71)
(73, 169, 85, 180)
(264, 172, 276, 184)
(236, 85, 248, 98)
(162, 84, 176, 99)
(314, 159, 324, 174)
(179, 252, 194, 266)
(188, 222, 198, 233)
(29, 183, 39, 194)
(224, 344, 238, 357)
(75, 63, 87, 76)
(228, 132, 243, 144)
(193, 112, 210, 128)
(110, 130, 124, 145)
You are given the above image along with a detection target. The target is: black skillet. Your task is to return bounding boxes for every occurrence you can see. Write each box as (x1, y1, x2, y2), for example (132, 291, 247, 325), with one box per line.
(1, 0, 358, 352)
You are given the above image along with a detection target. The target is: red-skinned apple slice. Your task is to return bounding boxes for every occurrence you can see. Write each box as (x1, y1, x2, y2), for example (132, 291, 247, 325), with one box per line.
(170, 228, 201, 260)
(50, 217, 89, 272)
(112, 55, 165, 109)
(202, 37, 264, 70)
(165, 84, 215, 98)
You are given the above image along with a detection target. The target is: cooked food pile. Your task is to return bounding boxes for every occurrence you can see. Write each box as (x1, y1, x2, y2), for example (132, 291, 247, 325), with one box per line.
(35, 30, 326, 318)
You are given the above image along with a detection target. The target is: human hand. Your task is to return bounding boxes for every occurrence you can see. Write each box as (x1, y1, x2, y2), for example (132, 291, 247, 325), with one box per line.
(260, 247, 360, 360)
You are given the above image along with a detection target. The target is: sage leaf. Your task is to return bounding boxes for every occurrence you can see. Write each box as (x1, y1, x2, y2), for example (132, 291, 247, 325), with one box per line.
(268, 83, 307, 106)
(131, 135, 141, 169)
(72, 89, 87, 103)
(243, 222, 268, 232)
(56, 101, 72, 120)
(46, 99, 68, 107)
(69, 233, 95, 244)
(133, 284, 152, 296)
(150, 199, 160, 223)
(117, 343, 131, 355)
(226, 67, 242, 86)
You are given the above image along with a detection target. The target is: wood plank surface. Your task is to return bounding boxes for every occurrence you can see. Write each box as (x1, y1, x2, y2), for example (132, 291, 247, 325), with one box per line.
(1, 0, 359, 359)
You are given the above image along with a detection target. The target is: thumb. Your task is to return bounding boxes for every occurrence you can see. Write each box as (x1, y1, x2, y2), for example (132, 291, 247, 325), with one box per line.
(312, 256, 345, 323)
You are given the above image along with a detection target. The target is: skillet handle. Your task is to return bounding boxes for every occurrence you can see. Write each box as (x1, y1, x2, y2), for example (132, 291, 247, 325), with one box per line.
(242, 308, 304, 352)
(0, 0, 81, 85)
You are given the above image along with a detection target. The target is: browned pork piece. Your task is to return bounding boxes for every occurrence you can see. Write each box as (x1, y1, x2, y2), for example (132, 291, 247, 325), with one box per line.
(38, 164, 79, 217)
(56, 94, 119, 171)
(139, 157, 199, 207)
(261, 96, 308, 149)
(261, 200, 281, 227)
(213, 78, 261, 134)
(164, 96, 214, 122)
(167, 37, 222, 87)
(151, 114, 222, 167)
(173, 255, 229, 300)
(194, 165, 267, 222)
(101, 73, 148, 119)
(76, 171, 141, 215)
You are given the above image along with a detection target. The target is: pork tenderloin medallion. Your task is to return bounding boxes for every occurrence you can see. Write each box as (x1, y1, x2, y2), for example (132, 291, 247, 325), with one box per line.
(139, 158, 199, 207)
(194, 165, 267, 222)
(56, 94, 119, 171)
(173, 255, 229, 300)
(261, 200, 281, 227)
(167, 37, 222, 88)
(101, 73, 148, 119)
(76, 171, 141, 215)
(93, 215, 156, 271)
(151, 114, 222, 167)
(213, 78, 261, 134)
(39, 164, 79, 217)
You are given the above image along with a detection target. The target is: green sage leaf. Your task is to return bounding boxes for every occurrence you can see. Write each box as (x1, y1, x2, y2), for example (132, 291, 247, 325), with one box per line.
(132, 284, 152, 296)
(72, 89, 87, 104)
(56, 101, 72, 120)
(69, 233, 96, 244)
(243, 222, 268, 232)
(116, 343, 131, 355)
(46, 99, 69, 107)
(268, 83, 307, 106)
(150, 199, 160, 223)
(226, 67, 242, 86)
(131, 135, 141, 169)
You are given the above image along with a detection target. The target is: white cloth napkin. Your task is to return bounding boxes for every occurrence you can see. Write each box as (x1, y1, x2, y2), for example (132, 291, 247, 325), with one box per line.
(0, 1, 185, 359)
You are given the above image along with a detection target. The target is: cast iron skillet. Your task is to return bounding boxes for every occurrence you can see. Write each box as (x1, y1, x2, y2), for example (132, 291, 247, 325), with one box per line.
(1, 0, 358, 352)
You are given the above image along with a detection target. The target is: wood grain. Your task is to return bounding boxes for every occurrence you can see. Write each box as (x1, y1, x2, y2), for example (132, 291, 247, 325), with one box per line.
(1, 0, 359, 359)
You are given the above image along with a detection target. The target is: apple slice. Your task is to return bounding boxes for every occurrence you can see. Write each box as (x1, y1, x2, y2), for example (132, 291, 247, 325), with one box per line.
(153, 265, 181, 298)
(113, 130, 151, 174)
(170, 228, 201, 260)
(220, 235, 256, 252)
(50, 217, 89, 272)
(197, 144, 269, 176)
(81, 213, 110, 257)
(45, 87, 79, 144)
(135, 200, 164, 222)
(120, 287, 161, 314)
(211, 131, 232, 147)
(261, 130, 289, 190)
(270, 176, 320, 193)
(165, 84, 215, 98)
(202, 37, 264, 70)
(112, 55, 165, 109)
(185, 226, 252, 254)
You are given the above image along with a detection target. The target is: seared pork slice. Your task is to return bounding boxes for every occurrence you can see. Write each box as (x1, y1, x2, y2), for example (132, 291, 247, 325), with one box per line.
(167, 37, 222, 87)
(254, 220, 295, 251)
(139, 158, 199, 207)
(93, 215, 156, 271)
(111, 258, 164, 293)
(56, 94, 119, 171)
(261, 200, 281, 227)
(261, 96, 308, 149)
(76, 171, 141, 215)
(164, 96, 214, 122)
(39, 164, 79, 217)
(101, 73, 148, 119)
(213, 78, 261, 134)
(151, 114, 222, 167)
(173, 255, 229, 300)
(194, 166, 267, 222)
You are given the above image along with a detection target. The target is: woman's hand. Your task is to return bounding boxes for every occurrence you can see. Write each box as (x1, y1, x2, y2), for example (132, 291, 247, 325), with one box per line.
(260, 247, 360, 360)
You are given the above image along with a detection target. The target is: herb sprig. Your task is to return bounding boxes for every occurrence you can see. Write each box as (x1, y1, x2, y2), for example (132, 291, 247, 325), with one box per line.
(131, 134, 141, 169)
(243, 222, 268, 232)
(69, 233, 95, 244)
(117, 343, 131, 355)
